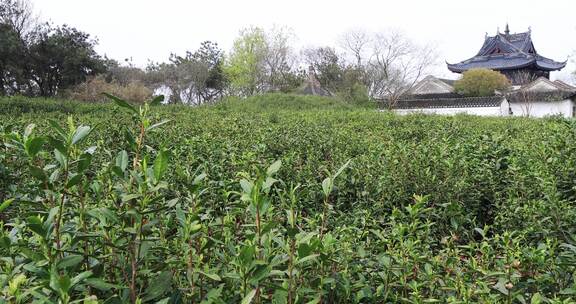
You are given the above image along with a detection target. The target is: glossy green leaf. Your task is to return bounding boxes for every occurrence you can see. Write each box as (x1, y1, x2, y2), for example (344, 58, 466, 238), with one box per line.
(57, 255, 84, 269)
(198, 271, 221, 282)
(146, 119, 171, 131)
(24, 124, 35, 139)
(149, 95, 165, 106)
(143, 271, 172, 301)
(71, 125, 91, 145)
(71, 271, 93, 287)
(54, 149, 67, 167)
(0, 199, 14, 213)
(154, 149, 169, 181)
(321, 177, 332, 197)
(103, 93, 137, 113)
(241, 289, 257, 304)
(266, 160, 282, 176)
(85, 278, 116, 291)
(25, 137, 45, 157)
(116, 150, 129, 172)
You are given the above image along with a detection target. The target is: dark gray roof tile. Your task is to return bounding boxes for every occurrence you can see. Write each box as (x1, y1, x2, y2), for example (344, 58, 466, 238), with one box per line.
(448, 29, 566, 73)
(394, 96, 505, 109)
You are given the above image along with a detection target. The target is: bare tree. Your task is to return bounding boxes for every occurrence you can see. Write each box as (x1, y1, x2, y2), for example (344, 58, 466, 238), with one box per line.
(263, 25, 298, 92)
(510, 71, 539, 117)
(366, 31, 437, 109)
(0, 0, 37, 38)
(339, 28, 371, 68)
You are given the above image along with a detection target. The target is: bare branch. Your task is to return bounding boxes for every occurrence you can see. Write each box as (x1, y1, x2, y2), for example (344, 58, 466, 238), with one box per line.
(365, 30, 437, 108)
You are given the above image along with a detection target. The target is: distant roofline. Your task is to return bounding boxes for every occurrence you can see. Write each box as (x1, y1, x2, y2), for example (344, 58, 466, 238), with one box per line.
(447, 25, 566, 74)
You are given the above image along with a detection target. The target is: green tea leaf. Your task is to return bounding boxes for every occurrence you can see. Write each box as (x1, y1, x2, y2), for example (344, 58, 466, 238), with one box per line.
(239, 245, 255, 266)
(26, 216, 47, 238)
(85, 278, 116, 291)
(266, 160, 282, 176)
(66, 174, 82, 188)
(0, 199, 14, 213)
(143, 271, 172, 301)
(241, 289, 257, 304)
(531, 292, 543, 304)
(154, 150, 169, 181)
(296, 254, 319, 265)
(198, 271, 221, 282)
(29, 166, 47, 181)
(54, 149, 67, 167)
(24, 124, 35, 139)
(48, 119, 66, 139)
(78, 153, 93, 172)
(322, 177, 332, 197)
(149, 95, 165, 106)
(72, 125, 92, 145)
(0, 236, 11, 249)
(334, 159, 351, 179)
(71, 271, 93, 287)
(50, 272, 71, 294)
(25, 137, 45, 157)
(58, 255, 84, 269)
(116, 150, 129, 172)
(240, 179, 253, 194)
(146, 119, 171, 132)
(103, 93, 137, 114)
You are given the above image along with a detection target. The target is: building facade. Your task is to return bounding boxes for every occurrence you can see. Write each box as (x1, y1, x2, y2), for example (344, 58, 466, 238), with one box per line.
(447, 25, 567, 85)
(394, 76, 576, 118)
(390, 25, 575, 117)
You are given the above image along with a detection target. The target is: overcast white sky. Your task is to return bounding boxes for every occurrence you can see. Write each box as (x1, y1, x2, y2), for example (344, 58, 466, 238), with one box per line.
(31, 0, 576, 82)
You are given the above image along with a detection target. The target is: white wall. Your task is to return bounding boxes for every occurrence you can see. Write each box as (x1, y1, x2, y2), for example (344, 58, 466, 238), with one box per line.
(393, 106, 504, 116)
(509, 100, 574, 118)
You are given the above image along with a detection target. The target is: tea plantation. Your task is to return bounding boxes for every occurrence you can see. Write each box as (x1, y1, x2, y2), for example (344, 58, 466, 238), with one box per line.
(1, 94, 576, 303)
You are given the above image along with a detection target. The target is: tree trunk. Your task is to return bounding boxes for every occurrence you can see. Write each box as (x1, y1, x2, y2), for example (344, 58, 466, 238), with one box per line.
(0, 72, 5, 96)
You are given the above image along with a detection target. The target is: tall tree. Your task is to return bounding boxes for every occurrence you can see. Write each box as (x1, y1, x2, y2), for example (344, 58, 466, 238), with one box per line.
(339, 28, 371, 69)
(263, 26, 300, 92)
(187, 41, 227, 103)
(0, 22, 25, 95)
(225, 27, 267, 96)
(0, 0, 35, 95)
(104, 58, 149, 87)
(27, 24, 105, 96)
(147, 41, 227, 104)
(0, 0, 36, 39)
(301, 46, 345, 92)
(366, 31, 436, 107)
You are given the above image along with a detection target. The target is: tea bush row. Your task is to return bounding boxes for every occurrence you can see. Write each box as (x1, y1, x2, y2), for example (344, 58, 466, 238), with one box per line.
(0, 94, 575, 303)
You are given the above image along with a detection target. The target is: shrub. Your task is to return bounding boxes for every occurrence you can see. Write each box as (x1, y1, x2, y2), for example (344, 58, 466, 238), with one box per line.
(337, 82, 370, 104)
(65, 75, 153, 103)
(1, 95, 576, 303)
(454, 68, 510, 97)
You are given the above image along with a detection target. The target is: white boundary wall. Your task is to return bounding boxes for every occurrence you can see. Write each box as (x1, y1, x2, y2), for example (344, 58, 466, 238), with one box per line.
(393, 101, 510, 116)
(509, 100, 574, 118)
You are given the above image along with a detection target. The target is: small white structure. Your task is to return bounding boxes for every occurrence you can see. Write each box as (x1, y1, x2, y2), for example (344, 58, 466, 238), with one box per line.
(507, 78, 576, 117)
(392, 76, 576, 118)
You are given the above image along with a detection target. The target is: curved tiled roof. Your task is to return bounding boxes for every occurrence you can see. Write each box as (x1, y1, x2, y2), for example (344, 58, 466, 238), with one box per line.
(395, 96, 505, 109)
(506, 91, 576, 103)
(447, 29, 566, 73)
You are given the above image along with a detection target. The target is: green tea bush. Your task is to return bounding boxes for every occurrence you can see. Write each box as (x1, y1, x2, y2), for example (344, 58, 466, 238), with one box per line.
(0, 94, 576, 303)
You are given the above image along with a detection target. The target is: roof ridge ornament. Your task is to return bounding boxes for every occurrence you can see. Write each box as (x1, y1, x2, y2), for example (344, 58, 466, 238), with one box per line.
(447, 26, 567, 78)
